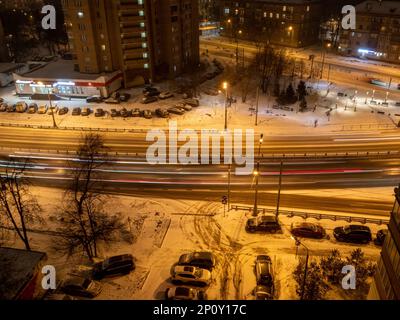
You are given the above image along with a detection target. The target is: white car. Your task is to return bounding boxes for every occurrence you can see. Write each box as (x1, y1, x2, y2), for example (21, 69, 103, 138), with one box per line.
(165, 286, 207, 300)
(171, 265, 211, 286)
(159, 91, 174, 99)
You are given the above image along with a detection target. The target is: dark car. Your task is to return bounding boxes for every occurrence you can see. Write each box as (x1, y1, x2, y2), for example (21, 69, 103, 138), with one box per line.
(178, 252, 216, 271)
(28, 103, 38, 114)
(142, 109, 152, 119)
(145, 90, 161, 97)
(120, 108, 131, 118)
(110, 109, 119, 117)
(95, 108, 105, 117)
(143, 86, 159, 94)
(58, 107, 68, 115)
(92, 254, 135, 280)
(254, 284, 273, 300)
(86, 95, 103, 103)
(333, 225, 372, 244)
(61, 277, 101, 298)
(7, 104, 16, 112)
(255, 255, 274, 289)
(290, 222, 326, 239)
(245, 215, 281, 233)
(119, 93, 131, 102)
(156, 108, 169, 118)
(72, 107, 81, 116)
(374, 229, 388, 246)
(142, 96, 158, 104)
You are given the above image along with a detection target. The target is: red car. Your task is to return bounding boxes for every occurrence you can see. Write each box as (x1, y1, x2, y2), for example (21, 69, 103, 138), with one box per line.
(290, 222, 326, 239)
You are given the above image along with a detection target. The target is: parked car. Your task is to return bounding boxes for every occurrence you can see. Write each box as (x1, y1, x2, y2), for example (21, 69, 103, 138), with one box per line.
(167, 107, 185, 115)
(86, 95, 103, 103)
(165, 286, 207, 300)
(180, 104, 192, 112)
(58, 107, 68, 115)
(72, 107, 81, 116)
(178, 252, 216, 271)
(6, 104, 16, 112)
(95, 108, 105, 117)
(254, 285, 273, 300)
(374, 229, 388, 246)
(142, 109, 153, 119)
(131, 108, 141, 117)
(92, 254, 135, 280)
(28, 103, 38, 114)
(203, 88, 219, 96)
(143, 86, 159, 94)
(0, 103, 8, 112)
(156, 108, 169, 118)
(104, 92, 120, 104)
(185, 98, 200, 107)
(145, 90, 161, 97)
(0, 97, 3, 103)
(171, 265, 211, 287)
(16, 101, 27, 113)
(395, 102, 400, 107)
(38, 105, 48, 114)
(61, 277, 101, 298)
(290, 222, 326, 239)
(142, 96, 158, 104)
(333, 225, 372, 244)
(159, 91, 174, 99)
(245, 215, 281, 233)
(119, 93, 131, 102)
(120, 108, 131, 118)
(81, 107, 91, 116)
(110, 109, 119, 117)
(255, 255, 274, 289)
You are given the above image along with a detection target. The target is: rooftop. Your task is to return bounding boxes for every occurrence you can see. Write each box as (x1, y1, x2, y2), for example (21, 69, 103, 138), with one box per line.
(0, 247, 47, 300)
(17, 59, 120, 82)
(0, 63, 25, 74)
(357, 0, 400, 15)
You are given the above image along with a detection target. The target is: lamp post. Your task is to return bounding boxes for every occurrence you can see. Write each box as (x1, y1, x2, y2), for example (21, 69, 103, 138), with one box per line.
(371, 89, 375, 103)
(385, 91, 389, 104)
(223, 81, 228, 131)
(365, 91, 369, 104)
(48, 88, 57, 128)
(291, 235, 310, 300)
(252, 134, 263, 217)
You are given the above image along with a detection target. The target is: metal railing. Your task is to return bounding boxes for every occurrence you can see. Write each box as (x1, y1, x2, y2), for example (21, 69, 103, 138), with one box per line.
(230, 205, 389, 225)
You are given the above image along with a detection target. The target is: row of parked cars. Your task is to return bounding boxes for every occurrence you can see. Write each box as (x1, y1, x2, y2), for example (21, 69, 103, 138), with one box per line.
(245, 215, 387, 245)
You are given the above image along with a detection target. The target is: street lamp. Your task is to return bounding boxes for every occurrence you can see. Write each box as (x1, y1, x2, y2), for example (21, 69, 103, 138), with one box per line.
(47, 87, 57, 128)
(365, 91, 369, 104)
(223, 81, 228, 131)
(291, 235, 310, 300)
(371, 89, 375, 102)
(252, 134, 264, 216)
(385, 91, 389, 104)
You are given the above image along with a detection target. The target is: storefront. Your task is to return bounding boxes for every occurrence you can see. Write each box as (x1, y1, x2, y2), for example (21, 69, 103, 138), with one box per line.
(13, 60, 123, 98)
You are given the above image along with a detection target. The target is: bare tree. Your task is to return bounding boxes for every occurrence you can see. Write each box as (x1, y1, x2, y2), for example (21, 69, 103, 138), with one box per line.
(0, 161, 41, 250)
(55, 133, 124, 261)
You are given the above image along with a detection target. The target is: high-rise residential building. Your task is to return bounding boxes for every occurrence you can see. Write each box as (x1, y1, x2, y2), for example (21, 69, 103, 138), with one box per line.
(220, 0, 322, 48)
(338, 0, 400, 64)
(368, 185, 400, 300)
(61, 0, 199, 87)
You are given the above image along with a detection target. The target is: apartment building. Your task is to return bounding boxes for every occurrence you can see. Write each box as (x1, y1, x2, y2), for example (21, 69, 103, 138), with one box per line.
(338, 0, 400, 64)
(368, 185, 400, 300)
(220, 0, 322, 47)
(62, 0, 199, 87)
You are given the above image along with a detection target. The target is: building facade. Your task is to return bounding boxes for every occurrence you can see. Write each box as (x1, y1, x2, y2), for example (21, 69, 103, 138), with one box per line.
(61, 0, 199, 87)
(338, 1, 400, 64)
(368, 185, 400, 300)
(220, 0, 322, 48)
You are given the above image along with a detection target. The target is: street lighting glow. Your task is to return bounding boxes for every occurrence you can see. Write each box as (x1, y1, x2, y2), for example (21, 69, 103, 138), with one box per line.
(222, 81, 228, 90)
(288, 26, 293, 31)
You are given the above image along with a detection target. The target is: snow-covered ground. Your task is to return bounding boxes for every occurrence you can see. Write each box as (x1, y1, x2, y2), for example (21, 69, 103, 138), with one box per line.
(1, 186, 386, 300)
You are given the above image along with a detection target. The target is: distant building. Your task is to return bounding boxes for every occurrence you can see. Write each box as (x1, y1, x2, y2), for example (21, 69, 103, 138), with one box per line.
(0, 247, 47, 300)
(220, 0, 322, 47)
(368, 185, 400, 300)
(13, 59, 122, 98)
(61, 0, 200, 87)
(338, 0, 400, 64)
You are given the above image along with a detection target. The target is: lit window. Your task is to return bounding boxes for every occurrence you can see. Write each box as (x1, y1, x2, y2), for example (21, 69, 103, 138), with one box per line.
(307, 6, 310, 12)
(140, 22, 145, 28)
(143, 52, 148, 58)
(101, 45, 106, 51)
(283, 6, 286, 11)
(138, 0, 143, 4)
(224, 8, 229, 14)
(77, 11, 84, 18)
(141, 32, 146, 38)
(139, 10, 144, 16)
(144, 63, 149, 69)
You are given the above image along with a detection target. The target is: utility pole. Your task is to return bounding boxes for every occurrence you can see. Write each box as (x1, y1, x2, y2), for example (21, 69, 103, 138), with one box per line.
(327, 64, 331, 83)
(48, 89, 57, 128)
(227, 163, 231, 211)
(300, 244, 310, 300)
(275, 161, 283, 219)
(252, 161, 260, 217)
